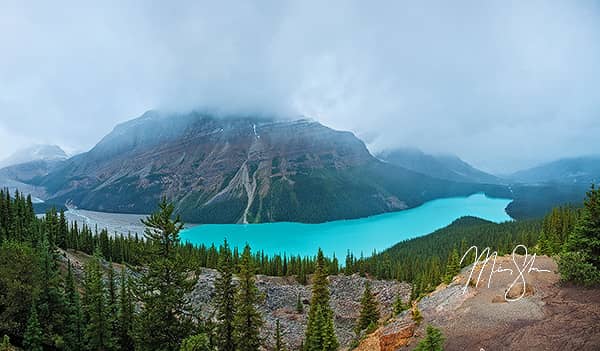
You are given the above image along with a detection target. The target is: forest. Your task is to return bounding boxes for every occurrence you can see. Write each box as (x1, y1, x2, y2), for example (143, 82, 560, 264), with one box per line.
(0, 184, 598, 350)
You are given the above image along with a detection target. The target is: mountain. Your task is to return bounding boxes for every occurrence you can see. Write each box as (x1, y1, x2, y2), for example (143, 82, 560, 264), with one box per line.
(377, 148, 501, 184)
(0, 144, 68, 168)
(0, 145, 69, 203)
(509, 155, 600, 185)
(33, 111, 508, 223)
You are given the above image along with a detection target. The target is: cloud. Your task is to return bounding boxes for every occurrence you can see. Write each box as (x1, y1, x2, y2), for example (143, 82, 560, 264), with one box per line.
(0, 0, 599, 172)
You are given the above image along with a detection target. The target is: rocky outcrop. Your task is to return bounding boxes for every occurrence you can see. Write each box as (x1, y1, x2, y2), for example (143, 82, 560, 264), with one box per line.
(189, 269, 411, 350)
(356, 255, 600, 351)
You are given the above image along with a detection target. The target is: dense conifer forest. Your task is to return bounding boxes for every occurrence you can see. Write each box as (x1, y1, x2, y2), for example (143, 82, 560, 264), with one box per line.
(0, 185, 598, 350)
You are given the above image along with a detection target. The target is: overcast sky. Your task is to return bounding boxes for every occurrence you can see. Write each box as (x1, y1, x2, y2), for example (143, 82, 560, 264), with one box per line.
(1, 0, 599, 173)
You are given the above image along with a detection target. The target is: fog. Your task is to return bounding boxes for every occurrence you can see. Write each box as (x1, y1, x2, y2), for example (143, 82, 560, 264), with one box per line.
(1, 0, 599, 173)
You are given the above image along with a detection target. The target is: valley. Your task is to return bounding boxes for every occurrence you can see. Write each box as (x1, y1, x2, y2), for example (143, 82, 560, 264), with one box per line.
(1, 3, 599, 350)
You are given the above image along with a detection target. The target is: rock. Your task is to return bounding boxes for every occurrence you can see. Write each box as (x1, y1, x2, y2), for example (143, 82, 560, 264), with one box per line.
(505, 282, 535, 300)
(379, 317, 416, 351)
(189, 269, 411, 350)
(354, 312, 416, 351)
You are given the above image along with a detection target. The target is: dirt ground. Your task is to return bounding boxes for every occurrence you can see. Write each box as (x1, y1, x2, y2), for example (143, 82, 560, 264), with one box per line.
(421, 255, 600, 351)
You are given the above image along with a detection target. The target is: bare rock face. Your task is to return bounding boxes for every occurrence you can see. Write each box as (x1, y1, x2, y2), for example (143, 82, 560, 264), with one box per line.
(189, 269, 411, 350)
(378, 316, 416, 351)
(353, 311, 416, 351)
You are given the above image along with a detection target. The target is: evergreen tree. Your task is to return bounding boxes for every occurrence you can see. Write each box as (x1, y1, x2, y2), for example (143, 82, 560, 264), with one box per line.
(444, 247, 460, 284)
(392, 295, 408, 316)
(412, 305, 423, 326)
(23, 303, 43, 351)
(304, 248, 338, 351)
(37, 236, 64, 339)
(64, 261, 84, 351)
(414, 325, 445, 351)
(274, 319, 285, 351)
(179, 334, 211, 351)
(135, 199, 196, 351)
(320, 308, 338, 351)
(298, 263, 308, 285)
(106, 264, 120, 350)
(0, 335, 11, 351)
(356, 281, 379, 333)
(83, 247, 114, 351)
(559, 185, 600, 285)
(296, 293, 304, 314)
(233, 245, 263, 351)
(117, 268, 135, 351)
(0, 240, 40, 336)
(215, 240, 236, 351)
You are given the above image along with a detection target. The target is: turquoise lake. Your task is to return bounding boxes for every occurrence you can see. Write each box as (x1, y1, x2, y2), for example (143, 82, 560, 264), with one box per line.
(180, 193, 513, 257)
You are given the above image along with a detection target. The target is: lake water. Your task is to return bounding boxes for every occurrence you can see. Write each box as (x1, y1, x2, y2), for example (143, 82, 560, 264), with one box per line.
(180, 193, 513, 257)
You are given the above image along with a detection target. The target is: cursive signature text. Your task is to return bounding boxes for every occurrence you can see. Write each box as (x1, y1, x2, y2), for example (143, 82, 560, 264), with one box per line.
(460, 245, 551, 301)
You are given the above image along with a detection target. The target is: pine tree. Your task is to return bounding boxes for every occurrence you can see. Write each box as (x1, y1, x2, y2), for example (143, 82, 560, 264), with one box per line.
(106, 264, 120, 349)
(23, 303, 43, 351)
(0, 335, 11, 351)
(304, 248, 338, 351)
(392, 295, 408, 316)
(559, 185, 600, 285)
(83, 247, 114, 350)
(298, 263, 307, 285)
(414, 325, 445, 351)
(37, 236, 64, 339)
(179, 334, 211, 351)
(274, 319, 285, 351)
(215, 240, 236, 351)
(64, 261, 84, 351)
(412, 305, 423, 326)
(296, 293, 304, 314)
(444, 247, 460, 284)
(356, 281, 379, 333)
(117, 268, 135, 351)
(135, 199, 196, 351)
(565, 185, 600, 266)
(233, 245, 263, 351)
(320, 308, 338, 351)
(0, 240, 40, 337)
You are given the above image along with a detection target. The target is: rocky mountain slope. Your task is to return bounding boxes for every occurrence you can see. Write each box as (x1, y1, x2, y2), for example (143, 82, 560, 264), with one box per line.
(191, 268, 411, 350)
(509, 155, 600, 185)
(377, 148, 501, 184)
(60, 248, 599, 351)
(58, 248, 410, 351)
(356, 255, 600, 351)
(33, 111, 507, 223)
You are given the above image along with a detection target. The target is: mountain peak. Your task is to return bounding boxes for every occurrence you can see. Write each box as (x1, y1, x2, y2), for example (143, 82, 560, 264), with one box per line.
(0, 144, 68, 168)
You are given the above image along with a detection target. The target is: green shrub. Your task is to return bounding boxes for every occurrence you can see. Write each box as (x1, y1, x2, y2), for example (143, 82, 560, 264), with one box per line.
(414, 325, 445, 351)
(179, 334, 211, 351)
(558, 251, 600, 286)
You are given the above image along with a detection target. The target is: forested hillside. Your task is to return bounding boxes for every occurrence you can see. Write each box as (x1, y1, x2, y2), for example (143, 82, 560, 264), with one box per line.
(1, 185, 598, 350)
(347, 185, 598, 298)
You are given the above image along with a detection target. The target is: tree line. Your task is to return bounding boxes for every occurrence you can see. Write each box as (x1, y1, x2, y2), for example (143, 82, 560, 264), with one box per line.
(1, 184, 598, 350)
(0, 191, 341, 350)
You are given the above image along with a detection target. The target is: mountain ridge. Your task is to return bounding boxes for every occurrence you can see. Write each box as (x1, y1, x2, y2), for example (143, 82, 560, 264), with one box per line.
(32, 111, 509, 223)
(509, 155, 600, 185)
(377, 147, 501, 184)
